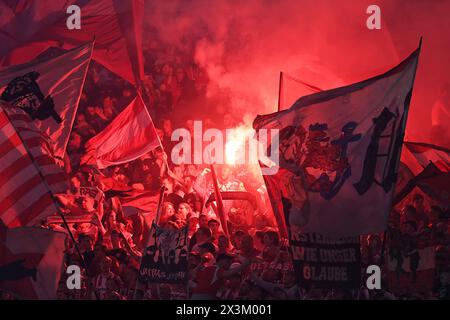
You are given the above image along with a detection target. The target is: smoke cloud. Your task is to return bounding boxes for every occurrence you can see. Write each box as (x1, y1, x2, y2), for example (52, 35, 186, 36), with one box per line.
(144, 0, 450, 146)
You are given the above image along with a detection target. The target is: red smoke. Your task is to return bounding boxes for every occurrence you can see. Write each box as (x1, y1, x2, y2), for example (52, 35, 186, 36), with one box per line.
(144, 0, 450, 147)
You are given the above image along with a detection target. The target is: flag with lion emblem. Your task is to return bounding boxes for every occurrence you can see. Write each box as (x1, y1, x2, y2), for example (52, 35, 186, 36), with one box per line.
(254, 43, 421, 238)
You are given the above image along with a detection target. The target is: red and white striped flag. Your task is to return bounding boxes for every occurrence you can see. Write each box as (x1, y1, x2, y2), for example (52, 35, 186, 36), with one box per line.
(81, 95, 161, 169)
(0, 103, 67, 227)
(401, 141, 450, 175)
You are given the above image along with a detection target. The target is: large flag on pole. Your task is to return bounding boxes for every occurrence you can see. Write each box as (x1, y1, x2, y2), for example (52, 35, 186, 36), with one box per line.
(0, 104, 66, 227)
(0, 41, 93, 158)
(0, 0, 144, 85)
(81, 95, 160, 169)
(0, 225, 66, 300)
(254, 43, 421, 238)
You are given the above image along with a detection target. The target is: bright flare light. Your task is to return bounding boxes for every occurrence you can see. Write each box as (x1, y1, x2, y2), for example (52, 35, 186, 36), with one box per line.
(225, 125, 252, 165)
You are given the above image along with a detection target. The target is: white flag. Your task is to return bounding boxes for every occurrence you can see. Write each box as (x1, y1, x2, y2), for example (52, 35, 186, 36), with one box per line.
(255, 45, 421, 238)
(0, 42, 93, 158)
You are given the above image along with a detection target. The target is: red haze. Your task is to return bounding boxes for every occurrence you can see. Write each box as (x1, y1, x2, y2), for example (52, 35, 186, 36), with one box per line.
(144, 0, 450, 147)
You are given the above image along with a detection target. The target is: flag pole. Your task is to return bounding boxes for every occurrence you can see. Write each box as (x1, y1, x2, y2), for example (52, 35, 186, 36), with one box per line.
(209, 163, 229, 238)
(63, 40, 94, 172)
(390, 37, 422, 188)
(277, 71, 283, 112)
(0, 107, 99, 299)
(205, 150, 229, 237)
(283, 73, 323, 93)
(154, 185, 166, 227)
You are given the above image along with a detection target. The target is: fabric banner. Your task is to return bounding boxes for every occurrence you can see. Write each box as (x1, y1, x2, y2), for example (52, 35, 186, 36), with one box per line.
(401, 141, 450, 175)
(0, 0, 144, 84)
(0, 226, 66, 299)
(254, 45, 420, 238)
(57, 187, 103, 200)
(250, 258, 295, 278)
(76, 186, 104, 201)
(121, 190, 160, 215)
(0, 42, 93, 158)
(138, 223, 188, 284)
(104, 188, 160, 214)
(0, 105, 67, 227)
(289, 232, 361, 289)
(81, 95, 160, 169)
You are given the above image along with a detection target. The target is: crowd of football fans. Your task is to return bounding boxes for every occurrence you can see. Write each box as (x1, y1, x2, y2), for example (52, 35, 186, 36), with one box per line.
(1, 29, 448, 300)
